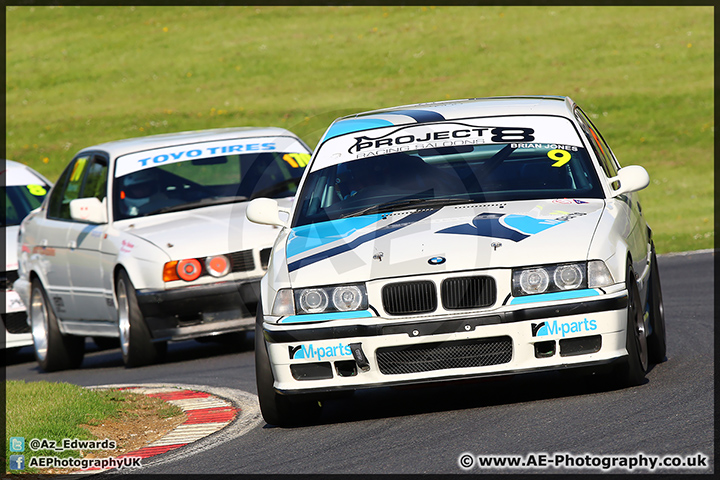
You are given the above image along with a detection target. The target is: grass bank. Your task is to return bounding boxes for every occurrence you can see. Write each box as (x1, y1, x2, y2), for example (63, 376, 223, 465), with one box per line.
(4, 380, 182, 473)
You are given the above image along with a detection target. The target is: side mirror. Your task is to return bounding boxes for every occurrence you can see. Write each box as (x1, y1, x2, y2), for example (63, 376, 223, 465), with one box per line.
(609, 165, 650, 197)
(70, 197, 108, 224)
(246, 197, 289, 228)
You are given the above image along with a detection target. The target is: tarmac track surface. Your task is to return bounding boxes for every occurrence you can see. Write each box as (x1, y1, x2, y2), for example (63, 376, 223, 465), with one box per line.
(5, 251, 714, 474)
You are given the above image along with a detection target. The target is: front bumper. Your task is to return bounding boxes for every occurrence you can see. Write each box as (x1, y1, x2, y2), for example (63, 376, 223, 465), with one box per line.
(136, 279, 261, 341)
(262, 291, 629, 395)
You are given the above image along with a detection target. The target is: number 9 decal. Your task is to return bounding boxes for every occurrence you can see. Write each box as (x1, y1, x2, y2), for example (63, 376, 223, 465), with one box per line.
(26, 184, 47, 196)
(547, 149, 571, 167)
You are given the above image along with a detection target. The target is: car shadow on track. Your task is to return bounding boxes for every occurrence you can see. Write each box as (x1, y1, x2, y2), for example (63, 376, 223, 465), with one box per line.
(5, 334, 255, 371)
(277, 362, 664, 428)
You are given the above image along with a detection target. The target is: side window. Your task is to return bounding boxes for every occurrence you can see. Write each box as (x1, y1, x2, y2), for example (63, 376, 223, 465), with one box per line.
(82, 156, 109, 201)
(47, 154, 108, 220)
(574, 108, 619, 189)
(47, 158, 83, 220)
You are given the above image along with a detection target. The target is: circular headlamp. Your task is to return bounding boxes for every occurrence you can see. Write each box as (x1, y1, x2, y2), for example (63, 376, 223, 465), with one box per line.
(332, 285, 363, 311)
(519, 268, 550, 295)
(177, 258, 202, 281)
(299, 289, 329, 313)
(205, 255, 231, 278)
(554, 264, 583, 290)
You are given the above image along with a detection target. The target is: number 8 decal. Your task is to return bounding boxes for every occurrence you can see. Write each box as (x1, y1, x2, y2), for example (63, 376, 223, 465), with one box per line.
(26, 184, 47, 196)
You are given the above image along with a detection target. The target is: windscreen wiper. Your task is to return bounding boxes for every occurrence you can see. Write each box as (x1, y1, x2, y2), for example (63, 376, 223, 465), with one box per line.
(341, 197, 475, 218)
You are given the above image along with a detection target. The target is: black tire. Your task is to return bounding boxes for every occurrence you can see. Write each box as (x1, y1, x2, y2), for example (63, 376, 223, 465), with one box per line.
(92, 336, 119, 350)
(29, 278, 84, 372)
(115, 270, 167, 368)
(614, 262, 649, 387)
(646, 242, 667, 364)
(255, 299, 321, 426)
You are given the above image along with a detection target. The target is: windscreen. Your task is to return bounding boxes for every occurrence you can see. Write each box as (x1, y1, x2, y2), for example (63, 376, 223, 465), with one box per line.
(293, 116, 603, 227)
(113, 136, 309, 220)
(3, 183, 49, 226)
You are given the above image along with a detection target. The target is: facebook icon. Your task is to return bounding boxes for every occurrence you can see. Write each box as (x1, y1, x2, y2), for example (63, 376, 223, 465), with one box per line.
(10, 455, 25, 470)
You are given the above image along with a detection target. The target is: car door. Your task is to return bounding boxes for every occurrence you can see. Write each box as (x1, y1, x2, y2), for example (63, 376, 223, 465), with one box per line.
(574, 108, 649, 278)
(40, 157, 90, 319)
(64, 153, 115, 321)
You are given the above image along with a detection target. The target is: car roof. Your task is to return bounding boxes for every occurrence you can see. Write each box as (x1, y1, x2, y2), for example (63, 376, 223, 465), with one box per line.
(77, 127, 304, 159)
(341, 96, 576, 121)
(2, 159, 54, 186)
(321, 96, 578, 143)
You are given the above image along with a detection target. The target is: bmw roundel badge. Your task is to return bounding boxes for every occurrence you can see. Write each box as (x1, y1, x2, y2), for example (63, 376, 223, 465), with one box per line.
(428, 256, 446, 265)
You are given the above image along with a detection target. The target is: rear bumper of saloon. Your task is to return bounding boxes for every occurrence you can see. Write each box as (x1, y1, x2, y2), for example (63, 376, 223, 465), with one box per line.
(136, 279, 261, 341)
(262, 291, 629, 395)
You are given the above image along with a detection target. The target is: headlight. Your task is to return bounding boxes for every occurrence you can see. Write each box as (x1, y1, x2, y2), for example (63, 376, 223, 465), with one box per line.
(294, 284, 368, 314)
(512, 262, 588, 297)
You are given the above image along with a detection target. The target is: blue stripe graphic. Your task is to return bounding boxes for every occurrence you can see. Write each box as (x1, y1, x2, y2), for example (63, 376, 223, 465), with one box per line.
(279, 310, 373, 324)
(509, 289, 600, 305)
(288, 208, 439, 272)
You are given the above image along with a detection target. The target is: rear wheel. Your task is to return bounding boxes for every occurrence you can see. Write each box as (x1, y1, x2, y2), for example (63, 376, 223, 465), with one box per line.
(614, 262, 648, 387)
(255, 298, 321, 426)
(29, 278, 84, 372)
(646, 242, 667, 364)
(115, 270, 167, 367)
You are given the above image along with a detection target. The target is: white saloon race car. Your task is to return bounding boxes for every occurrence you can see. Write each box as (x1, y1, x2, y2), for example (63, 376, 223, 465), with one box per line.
(15, 127, 311, 371)
(247, 96, 666, 426)
(3, 160, 53, 354)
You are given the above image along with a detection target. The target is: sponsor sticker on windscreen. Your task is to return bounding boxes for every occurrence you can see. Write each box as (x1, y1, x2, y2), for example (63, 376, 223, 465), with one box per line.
(115, 137, 306, 177)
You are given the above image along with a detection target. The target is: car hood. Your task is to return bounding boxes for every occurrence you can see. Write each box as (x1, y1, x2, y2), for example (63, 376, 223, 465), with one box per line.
(115, 200, 291, 259)
(4, 225, 19, 271)
(285, 199, 606, 287)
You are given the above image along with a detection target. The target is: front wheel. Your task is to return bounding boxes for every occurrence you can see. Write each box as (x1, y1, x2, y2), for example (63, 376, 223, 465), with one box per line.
(614, 263, 649, 387)
(255, 299, 321, 426)
(115, 270, 167, 367)
(29, 278, 84, 372)
(646, 242, 667, 364)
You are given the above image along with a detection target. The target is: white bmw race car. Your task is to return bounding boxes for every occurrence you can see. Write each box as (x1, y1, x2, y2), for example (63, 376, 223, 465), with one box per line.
(15, 127, 311, 371)
(247, 96, 666, 426)
(3, 160, 53, 355)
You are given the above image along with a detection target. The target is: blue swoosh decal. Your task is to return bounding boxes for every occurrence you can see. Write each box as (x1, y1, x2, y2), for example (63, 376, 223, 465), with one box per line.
(287, 214, 384, 259)
(438, 212, 529, 242)
(322, 118, 394, 141)
(288, 208, 439, 272)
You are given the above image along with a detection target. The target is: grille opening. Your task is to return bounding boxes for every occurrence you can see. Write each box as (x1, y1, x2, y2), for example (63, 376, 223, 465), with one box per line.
(334, 360, 358, 377)
(382, 281, 437, 315)
(290, 362, 334, 381)
(534, 340, 556, 358)
(441, 276, 496, 309)
(377, 336, 512, 375)
(229, 249, 255, 272)
(559, 335, 602, 357)
(3, 312, 30, 334)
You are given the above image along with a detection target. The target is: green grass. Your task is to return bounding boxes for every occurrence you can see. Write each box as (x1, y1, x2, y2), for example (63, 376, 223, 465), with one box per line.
(5, 6, 713, 253)
(3, 381, 133, 472)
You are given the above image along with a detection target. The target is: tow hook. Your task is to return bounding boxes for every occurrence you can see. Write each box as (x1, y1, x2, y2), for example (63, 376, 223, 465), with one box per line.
(349, 342, 370, 372)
